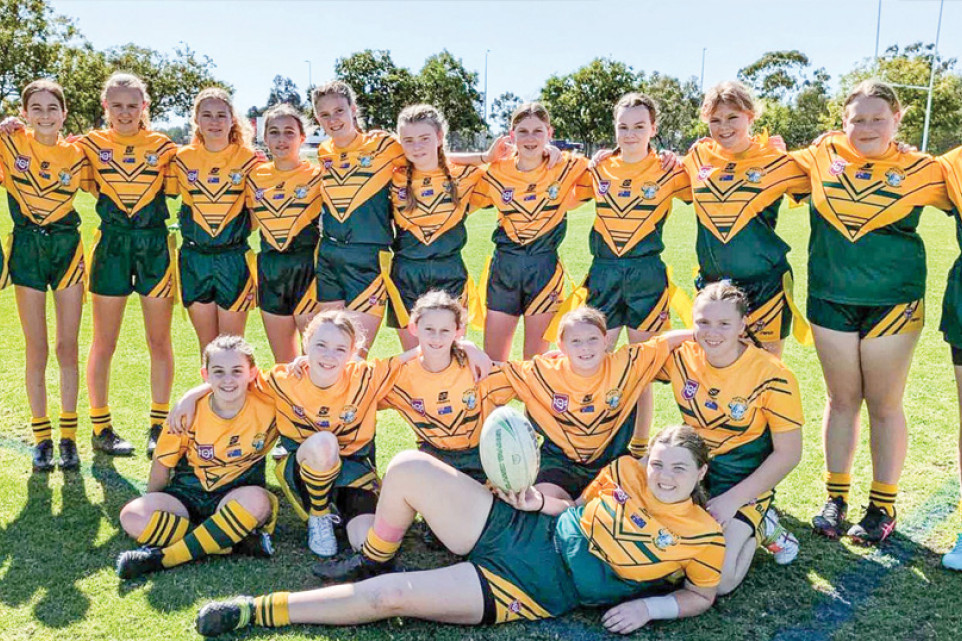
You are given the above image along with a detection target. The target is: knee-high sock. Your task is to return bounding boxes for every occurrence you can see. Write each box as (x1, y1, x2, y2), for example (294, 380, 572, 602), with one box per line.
(160, 500, 258, 568)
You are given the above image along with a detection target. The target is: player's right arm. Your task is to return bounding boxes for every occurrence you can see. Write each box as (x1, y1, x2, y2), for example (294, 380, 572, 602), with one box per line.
(146, 460, 172, 493)
(167, 383, 212, 434)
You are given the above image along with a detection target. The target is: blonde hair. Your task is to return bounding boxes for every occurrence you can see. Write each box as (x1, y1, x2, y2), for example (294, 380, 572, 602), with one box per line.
(558, 307, 607, 340)
(693, 280, 762, 347)
(191, 87, 254, 148)
(303, 310, 363, 352)
(650, 425, 711, 507)
(203, 335, 256, 369)
(397, 104, 460, 213)
(410, 290, 468, 366)
(510, 102, 551, 129)
(843, 79, 902, 116)
(22, 79, 66, 112)
(101, 72, 151, 130)
(613, 92, 658, 125)
(311, 80, 363, 132)
(700, 81, 756, 122)
(263, 103, 307, 137)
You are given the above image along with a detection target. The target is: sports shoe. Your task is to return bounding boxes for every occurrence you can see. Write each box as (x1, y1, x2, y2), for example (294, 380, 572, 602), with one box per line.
(57, 438, 81, 471)
(312, 551, 394, 582)
(234, 530, 275, 558)
(812, 496, 848, 539)
(307, 513, 341, 557)
(32, 439, 55, 473)
(116, 546, 165, 579)
(942, 533, 962, 571)
(196, 596, 255, 637)
(847, 504, 897, 546)
(91, 427, 134, 456)
(271, 444, 288, 461)
(760, 508, 800, 565)
(145, 424, 163, 459)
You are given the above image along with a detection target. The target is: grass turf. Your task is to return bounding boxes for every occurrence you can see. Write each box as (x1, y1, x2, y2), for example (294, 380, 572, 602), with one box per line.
(0, 193, 961, 640)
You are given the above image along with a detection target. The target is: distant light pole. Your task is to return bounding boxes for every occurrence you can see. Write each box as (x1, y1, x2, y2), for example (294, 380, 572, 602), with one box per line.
(483, 49, 491, 126)
(920, 0, 944, 152)
(305, 59, 313, 91)
(700, 48, 707, 93)
(874, 0, 882, 62)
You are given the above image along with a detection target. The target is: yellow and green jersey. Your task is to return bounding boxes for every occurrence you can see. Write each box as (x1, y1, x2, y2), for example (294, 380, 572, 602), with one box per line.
(245, 161, 323, 253)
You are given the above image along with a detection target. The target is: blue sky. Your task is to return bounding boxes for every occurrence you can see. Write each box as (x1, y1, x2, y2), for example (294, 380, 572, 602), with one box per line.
(51, 0, 961, 124)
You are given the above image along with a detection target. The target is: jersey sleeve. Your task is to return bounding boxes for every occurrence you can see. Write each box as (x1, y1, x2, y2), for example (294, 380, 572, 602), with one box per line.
(574, 168, 594, 202)
(164, 158, 179, 196)
(762, 365, 804, 433)
(368, 356, 405, 402)
(153, 425, 188, 467)
(478, 367, 518, 407)
(683, 530, 726, 588)
(625, 335, 673, 386)
(788, 146, 816, 176)
(580, 459, 618, 502)
(939, 147, 962, 214)
(469, 172, 495, 210)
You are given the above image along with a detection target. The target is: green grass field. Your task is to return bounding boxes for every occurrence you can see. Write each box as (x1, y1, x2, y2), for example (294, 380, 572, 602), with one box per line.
(1, 194, 961, 640)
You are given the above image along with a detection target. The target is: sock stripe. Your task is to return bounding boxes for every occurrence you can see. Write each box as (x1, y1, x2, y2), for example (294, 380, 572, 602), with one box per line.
(254, 593, 291, 628)
(301, 460, 342, 516)
(31, 417, 52, 443)
(219, 506, 248, 540)
(59, 412, 79, 440)
(362, 529, 402, 563)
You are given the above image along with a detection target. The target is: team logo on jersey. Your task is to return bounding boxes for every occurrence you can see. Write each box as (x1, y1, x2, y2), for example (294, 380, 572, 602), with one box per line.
(186, 169, 199, 184)
(605, 389, 622, 410)
(438, 391, 449, 402)
(728, 397, 748, 421)
(654, 528, 677, 550)
(641, 182, 659, 200)
(462, 388, 477, 410)
(658, 310, 670, 322)
(682, 379, 699, 400)
(500, 188, 514, 204)
(697, 165, 716, 181)
(613, 487, 629, 505)
(745, 167, 764, 183)
(58, 170, 72, 186)
(598, 179, 611, 195)
(322, 158, 333, 170)
(230, 170, 244, 185)
(410, 398, 425, 415)
(630, 514, 647, 529)
(509, 600, 522, 615)
(828, 157, 849, 176)
(552, 393, 569, 413)
(98, 149, 113, 163)
(229, 435, 240, 446)
(885, 168, 905, 188)
(14, 155, 29, 172)
(251, 432, 266, 451)
(340, 405, 358, 424)
(254, 188, 265, 201)
(198, 444, 215, 461)
(397, 187, 408, 201)
(547, 182, 560, 199)
(145, 153, 159, 167)
(358, 155, 372, 168)
(294, 185, 309, 198)
(292, 405, 307, 420)
(705, 399, 718, 410)
(903, 301, 919, 318)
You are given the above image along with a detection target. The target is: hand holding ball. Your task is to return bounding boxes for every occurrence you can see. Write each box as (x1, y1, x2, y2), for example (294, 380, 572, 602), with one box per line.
(479, 406, 540, 493)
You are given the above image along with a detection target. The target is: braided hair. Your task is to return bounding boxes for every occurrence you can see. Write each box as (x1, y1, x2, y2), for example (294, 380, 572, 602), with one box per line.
(397, 104, 459, 214)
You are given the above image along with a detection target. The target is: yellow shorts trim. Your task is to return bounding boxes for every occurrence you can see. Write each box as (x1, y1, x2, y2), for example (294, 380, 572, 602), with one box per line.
(525, 261, 565, 316)
(864, 299, 924, 339)
(478, 567, 553, 623)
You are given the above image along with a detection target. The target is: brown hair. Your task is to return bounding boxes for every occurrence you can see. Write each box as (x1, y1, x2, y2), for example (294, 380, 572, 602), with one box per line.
(410, 290, 468, 366)
(700, 81, 756, 122)
(203, 335, 256, 370)
(843, 79, 902, 117)
(650, 425, 711, 507)
(613, 92, 658, 125)
(693, 280, 762, 347)
(397, 104, 460, 213)
(303, 309, 363, 352)
(101, 72, 151, 130)
(558, 306, 607, 340)
(311, 80, 363, 132)
(22, 79, 66, 113)
(263, 103, 307, 137)
(191, 87, 254, 148)
(510, 102, 551, 129)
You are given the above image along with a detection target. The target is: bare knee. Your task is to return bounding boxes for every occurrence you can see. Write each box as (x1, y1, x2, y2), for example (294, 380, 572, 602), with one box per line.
(298, 432, 340, 469)
(383, 450, 436, 481)
(361, 578, 410, 616)
(55, 338, 78, 367)
(119, 500, 149, 539)
(224, 487, 272, 524)
(864, 394, 904, 423)
(716, 574, 740, 597)
(146, 333, 173, 359)
(826, 391, 862, 418)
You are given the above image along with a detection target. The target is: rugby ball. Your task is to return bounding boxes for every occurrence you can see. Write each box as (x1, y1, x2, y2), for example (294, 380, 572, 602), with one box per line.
(479, 406, 540, 492)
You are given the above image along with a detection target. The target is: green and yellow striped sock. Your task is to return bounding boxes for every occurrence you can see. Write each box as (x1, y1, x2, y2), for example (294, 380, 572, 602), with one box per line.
(869, 481, 898, 517)
(825, 472, 851, 503)
(361, 529, 402, 564)
(58, 411, 78, 441)
(161, 500, 258, 568)
(89, 406, 112, 437)
(31, 416, 52, 444)
(150, 402, 169, 429)
(137, 510, 190, 548)
(253, 592, 291, 627)
(300, 459, 341, 517)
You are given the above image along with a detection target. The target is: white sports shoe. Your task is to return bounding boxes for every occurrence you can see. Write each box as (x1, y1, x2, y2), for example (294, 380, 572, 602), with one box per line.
(760, 508, 800, 565)
(942, 533, 962, 571)
(307, 513, 341, 557)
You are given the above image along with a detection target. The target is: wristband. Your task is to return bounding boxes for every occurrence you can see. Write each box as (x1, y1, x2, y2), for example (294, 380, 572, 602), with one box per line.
(628, 438, 649, 459)
(643, 595, 679, 620)
(537, 490, 546, 512)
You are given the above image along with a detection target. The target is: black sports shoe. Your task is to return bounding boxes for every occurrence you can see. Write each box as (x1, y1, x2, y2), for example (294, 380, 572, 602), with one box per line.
(234, 530, 275, 558)
(116, 546, 165, 579)
(847, 504, 897, 546)
(57, 438, 81, 471)
(146, 424, 163, 459)
(32, 439, 55, 473)
(312, 551, 394, 582)
(91, 427, 134, 456)
(196, 597, 255, 637)
(812, 496, 848, 539)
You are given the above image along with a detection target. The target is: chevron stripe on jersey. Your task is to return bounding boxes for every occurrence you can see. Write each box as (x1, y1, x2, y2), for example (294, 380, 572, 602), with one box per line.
(578, 152, 689, 257)
(579, 457, 725, 587)
(683, 138, 809, 244)
(471, 153, 589, 246)
(390, 164, 483, 245)
(657, 342, 803, 456)
(793, 132, 949, 242)
(245, 161, 323, 251)
(78, 129, 176, 217)
(170, 144, 262, 237)
(0, 130, 92, 226)
(318, 131, 404, 222)
(941, 146, 962, 214)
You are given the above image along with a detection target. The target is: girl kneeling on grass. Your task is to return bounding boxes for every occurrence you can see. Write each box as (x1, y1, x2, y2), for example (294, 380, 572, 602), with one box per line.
(657, 281, 803, 592)
(195, 425, 724, 637)
(0, 80, 91, 472)
(115, 335, 279, 579)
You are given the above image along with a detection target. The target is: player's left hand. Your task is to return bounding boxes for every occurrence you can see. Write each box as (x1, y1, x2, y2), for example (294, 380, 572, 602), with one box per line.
(657, 149, 680, 170)
(768, 135, 787, 152)
(705, 492, 741, 527)
(602, 599, 652, 634)
(459, 339, 493, 381)
(483, 135, 513, 164)
(543, 143, 562, 168)
(589, 148, 614, 169)
(285, 355, 309, 379)
(495, 486, 543, 512)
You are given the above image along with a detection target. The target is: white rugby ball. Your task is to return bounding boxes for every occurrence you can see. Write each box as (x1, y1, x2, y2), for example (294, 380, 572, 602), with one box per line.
(479, 406, 540, 492)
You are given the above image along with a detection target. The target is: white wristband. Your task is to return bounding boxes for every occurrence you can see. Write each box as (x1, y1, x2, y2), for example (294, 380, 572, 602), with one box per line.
(643, 595, 679, 620)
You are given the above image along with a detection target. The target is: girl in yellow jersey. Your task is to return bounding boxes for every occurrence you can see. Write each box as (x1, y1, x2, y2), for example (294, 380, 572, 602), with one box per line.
(657, 282, 803, 594)
(245, 104, 323, 364)
(681, 82, 810, 357)
(168, 88, 262, 359)
(196, 425, 724, 637)
(0, 80, 91, 472)
(115, 336, 278, 580)
(471, 102, 589, 360)
(791, 81, 951, 544)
